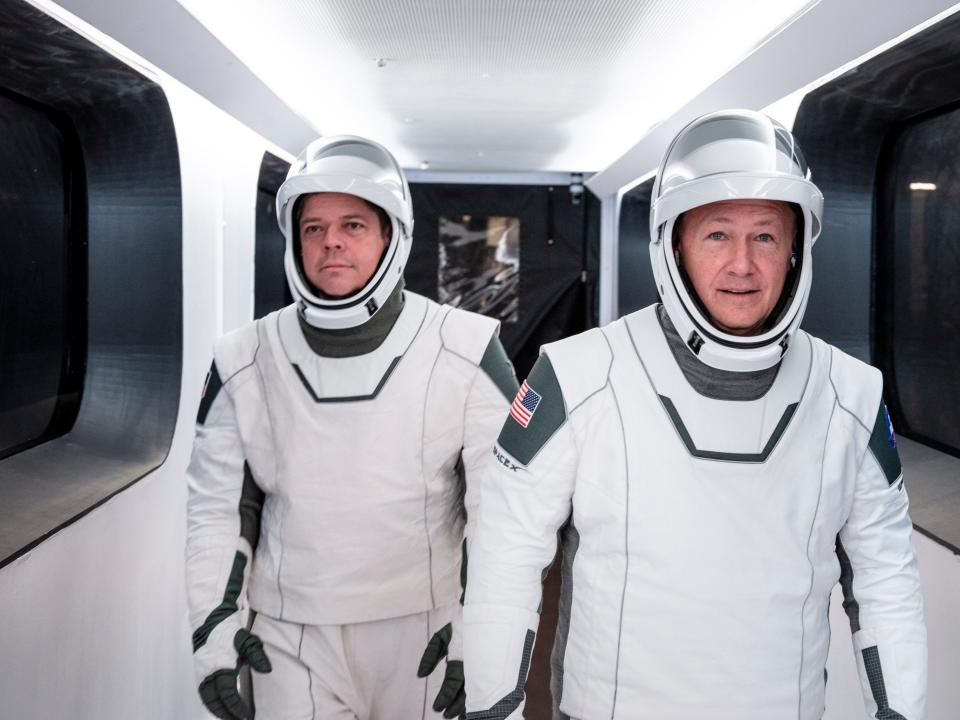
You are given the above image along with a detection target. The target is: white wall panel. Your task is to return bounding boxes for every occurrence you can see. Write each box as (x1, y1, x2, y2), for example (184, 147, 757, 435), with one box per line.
(0, 67, 273, 720)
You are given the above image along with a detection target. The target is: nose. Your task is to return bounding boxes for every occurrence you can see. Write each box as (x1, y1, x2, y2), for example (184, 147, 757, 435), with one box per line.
(322, 227, 345, 251)
(727, 236, 754, 274)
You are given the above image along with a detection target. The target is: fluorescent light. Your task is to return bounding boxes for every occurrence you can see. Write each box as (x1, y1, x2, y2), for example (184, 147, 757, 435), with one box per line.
(176, 0, 816, 172)
(909, 182, 937, 191)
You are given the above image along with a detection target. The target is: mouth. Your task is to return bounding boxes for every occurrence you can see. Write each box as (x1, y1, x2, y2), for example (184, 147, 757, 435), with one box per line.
(320, 262, 352, 271)
(718, 289, 758, 296)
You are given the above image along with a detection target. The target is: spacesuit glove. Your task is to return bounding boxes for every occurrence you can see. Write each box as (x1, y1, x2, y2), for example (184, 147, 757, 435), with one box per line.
(417, 622, 466, 718)
(197, 628, 272, 720)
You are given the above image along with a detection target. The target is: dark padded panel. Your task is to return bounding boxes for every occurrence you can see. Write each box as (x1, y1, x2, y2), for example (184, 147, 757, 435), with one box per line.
(0, 0, 181, 566)
(239, 463, 265, 550)
(835, 536, 861, 634)
(861, 646, 907, 720)
(192, 551, 246, 652)
(466, 629, 536, 720)
(550, 520, 580, 720)
(292, 356, 401, 403)
(659, 395, 798, 463)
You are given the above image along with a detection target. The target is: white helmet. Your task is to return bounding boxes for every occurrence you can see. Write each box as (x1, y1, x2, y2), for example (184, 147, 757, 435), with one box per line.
(649, 109, 824, 372)
(276, 135, 413, 329)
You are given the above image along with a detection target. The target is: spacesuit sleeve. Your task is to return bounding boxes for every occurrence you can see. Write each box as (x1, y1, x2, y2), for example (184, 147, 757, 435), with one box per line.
(463, 354, 578, 720)
(447, 333, 517, 660)
(837, 400, 927, 720)
(462, 333, 519, 540)
(184, 359, 264, 684)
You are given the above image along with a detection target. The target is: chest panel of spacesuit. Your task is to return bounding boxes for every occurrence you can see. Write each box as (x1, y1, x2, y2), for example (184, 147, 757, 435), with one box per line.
(255, 300, 464, 514)
(231, 299, 473, 623)
(560, 313, 859, 718)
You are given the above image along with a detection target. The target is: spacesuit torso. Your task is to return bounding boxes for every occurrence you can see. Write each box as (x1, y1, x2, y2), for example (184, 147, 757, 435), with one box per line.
(464, 304, 925, 720)
(187, 290, 515, 678)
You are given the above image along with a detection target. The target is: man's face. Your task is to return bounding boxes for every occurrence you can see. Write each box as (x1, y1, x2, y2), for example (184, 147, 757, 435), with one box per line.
(677, 199, 795, 336)
(298, 193, 389, 298)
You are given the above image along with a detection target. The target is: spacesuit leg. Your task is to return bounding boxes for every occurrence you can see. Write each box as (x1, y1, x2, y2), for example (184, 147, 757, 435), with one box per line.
(343, 604, 457, 720)
(250, 614, 360, 720)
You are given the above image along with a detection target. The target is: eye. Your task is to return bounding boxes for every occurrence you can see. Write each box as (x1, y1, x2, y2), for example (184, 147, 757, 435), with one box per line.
(301, 224, 320, 236)
(708, 231, 725, 241)
(756, 233, 775, 242)
(345, 221, 365, 231)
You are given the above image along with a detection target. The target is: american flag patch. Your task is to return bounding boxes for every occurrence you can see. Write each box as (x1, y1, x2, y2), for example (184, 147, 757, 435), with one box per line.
(510, 381, 542, 428)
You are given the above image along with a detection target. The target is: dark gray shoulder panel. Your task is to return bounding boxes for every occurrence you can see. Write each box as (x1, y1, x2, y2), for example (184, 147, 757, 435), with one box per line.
(196, 361, 224, 425)
(869, 402, 903, 486)
(497, 355, 566, 466)
(479, 335, 519, 402)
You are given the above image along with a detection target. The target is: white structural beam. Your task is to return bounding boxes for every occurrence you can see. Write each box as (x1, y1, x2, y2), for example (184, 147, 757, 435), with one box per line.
(587, 0, 960, 198)
(45, 0, 318, 155)
(598, 192, 623, 326)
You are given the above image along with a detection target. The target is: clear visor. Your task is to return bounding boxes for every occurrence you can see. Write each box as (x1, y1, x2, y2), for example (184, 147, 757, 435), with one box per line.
(657, 112, 810, 198)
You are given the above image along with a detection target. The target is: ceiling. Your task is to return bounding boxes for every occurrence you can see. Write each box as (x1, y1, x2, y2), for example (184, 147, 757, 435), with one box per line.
(176, 0, 813, 172)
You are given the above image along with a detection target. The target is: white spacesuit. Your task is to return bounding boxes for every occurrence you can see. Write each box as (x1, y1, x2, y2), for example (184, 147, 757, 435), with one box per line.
(185, 136, 516, 720)
(463, 111, 926, 720)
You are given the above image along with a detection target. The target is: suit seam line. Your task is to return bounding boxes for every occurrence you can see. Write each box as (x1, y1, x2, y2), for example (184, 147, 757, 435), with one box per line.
(257, 317, 285, 618)
(457, 340, 491, 480)
(421, 612, 432, 720)
(608, 380, 629, 720)
(826, 350, 876, 480)
(827, 349, 872, 436)
(797, 397, 835, 719)
(219, 326, 262, 389)
(421, 345, 444, 609)
(297, 624, 316, 718)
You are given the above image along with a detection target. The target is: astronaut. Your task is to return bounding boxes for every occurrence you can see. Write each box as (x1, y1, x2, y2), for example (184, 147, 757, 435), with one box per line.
(463, 110, 927, 719)
(185, 136, 517, 720)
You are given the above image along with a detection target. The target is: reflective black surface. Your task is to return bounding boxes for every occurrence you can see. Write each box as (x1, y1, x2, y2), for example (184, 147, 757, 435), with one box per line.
(617, 179, 658, 316)
(794, 10, 960, 550)
(0, 0, 181, 565)
(0, 90, 84, 460)
(885, 109, 960, 455)
(438, 214, 520, 323)
(254, 152, 291, 319)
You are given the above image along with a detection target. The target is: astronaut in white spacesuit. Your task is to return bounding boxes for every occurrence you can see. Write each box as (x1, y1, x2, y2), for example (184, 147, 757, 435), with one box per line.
(185, 136, 517, 720)
(463, 110, 927, 720)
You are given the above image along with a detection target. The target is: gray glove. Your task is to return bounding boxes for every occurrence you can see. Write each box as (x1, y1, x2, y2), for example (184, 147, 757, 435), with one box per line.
(418, 622, 466, 719)
(198, 628, 272, 720)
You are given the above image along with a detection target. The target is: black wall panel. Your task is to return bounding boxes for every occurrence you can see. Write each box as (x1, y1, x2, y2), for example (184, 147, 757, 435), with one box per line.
(617, 179, 659, 316)
(0, 0, 181, 565)
(793, 12, 960, 363)
(254, 152, 292, 319)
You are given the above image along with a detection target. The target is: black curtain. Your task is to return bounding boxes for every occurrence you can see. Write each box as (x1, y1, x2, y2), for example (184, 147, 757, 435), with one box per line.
(408, 183, 599, 379)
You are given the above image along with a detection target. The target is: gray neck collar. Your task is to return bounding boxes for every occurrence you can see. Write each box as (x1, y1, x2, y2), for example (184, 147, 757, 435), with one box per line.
(655, 304, 780, 401)
(297, 279, 405, 358)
